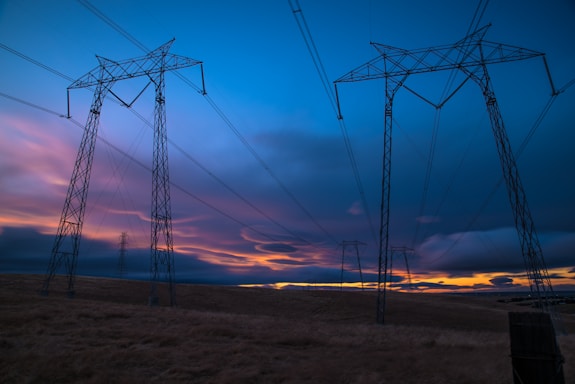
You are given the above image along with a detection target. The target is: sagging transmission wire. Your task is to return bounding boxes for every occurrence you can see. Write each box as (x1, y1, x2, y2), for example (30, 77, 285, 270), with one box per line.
(126, 108, 318, 249)
(0, 90, 290, 245)
(411, 106, 442, 248)
(77, 0, 340, 247)
(288, 0, 378, 247)
(411, 0, 491, 249)
(424, 77, 575, 265)
(0, 42, 321, 250)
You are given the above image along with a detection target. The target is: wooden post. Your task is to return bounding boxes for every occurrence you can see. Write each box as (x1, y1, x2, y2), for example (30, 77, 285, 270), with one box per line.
(509, 312, 564, 384)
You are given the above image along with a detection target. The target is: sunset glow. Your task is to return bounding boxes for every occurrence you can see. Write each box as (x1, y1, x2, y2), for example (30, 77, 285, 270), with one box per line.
(1, 1, 574, 292)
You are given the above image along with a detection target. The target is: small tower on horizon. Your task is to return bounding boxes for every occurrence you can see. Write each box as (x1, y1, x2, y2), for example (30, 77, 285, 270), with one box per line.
(340, 240, 365, 291)
(117, 232, 128, 279)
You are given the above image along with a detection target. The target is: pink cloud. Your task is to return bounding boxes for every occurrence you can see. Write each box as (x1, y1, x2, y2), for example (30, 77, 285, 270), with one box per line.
(347, 200, 363, 215)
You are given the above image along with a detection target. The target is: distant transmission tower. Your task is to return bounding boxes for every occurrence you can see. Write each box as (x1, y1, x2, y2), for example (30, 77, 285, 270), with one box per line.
(40, 40, 204, 307)
(389, 246, 413, 291)
(335, 25, 558, 324)
(117, 232, 128, 278)
(339, 240, 365, 290)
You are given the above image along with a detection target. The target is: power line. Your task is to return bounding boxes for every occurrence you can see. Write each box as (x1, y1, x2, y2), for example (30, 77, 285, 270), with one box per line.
(126, 109, 317, 248)
(0, 90, 289, 245)
(0, 91, 67, 117)
(77, 0, 340, 246)
(426, 66, 575, 265)
(412, 0, 490, 248)
(288, 0, 378, 246)
(411, 106, 442, 248)
(76, 0, 148, 53)
(424, 86, 569, 265)
(0, 42, 74, 82)
(1, 35, 331, 251)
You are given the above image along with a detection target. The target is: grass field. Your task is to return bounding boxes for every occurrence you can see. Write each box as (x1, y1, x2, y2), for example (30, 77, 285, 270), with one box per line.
(1, 274, 573, 383)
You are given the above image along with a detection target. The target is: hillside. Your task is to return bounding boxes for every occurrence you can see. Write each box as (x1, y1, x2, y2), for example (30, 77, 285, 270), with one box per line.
(1, 274, 573, 383)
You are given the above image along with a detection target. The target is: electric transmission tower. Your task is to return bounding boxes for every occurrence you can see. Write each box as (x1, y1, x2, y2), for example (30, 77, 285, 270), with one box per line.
(335, 25, 558, 324)
(117, 232, 128, 278)
(389, 246, 414, 291)
(40, 39, 204, 307)
(339, 240, 365, 290)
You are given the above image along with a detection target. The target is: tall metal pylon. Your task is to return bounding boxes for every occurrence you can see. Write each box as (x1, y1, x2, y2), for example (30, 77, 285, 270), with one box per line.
(335, 25, 558, 324)
(339, 240, 366, 290)
(40, 40, 204, 306)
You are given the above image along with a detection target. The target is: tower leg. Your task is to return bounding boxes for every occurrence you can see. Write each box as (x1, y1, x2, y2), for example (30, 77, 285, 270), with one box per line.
(473, 65, 555, 311)
(377, 82, 394, 324)
(149, 66, 177, 307)
(41, 73, 110, 296)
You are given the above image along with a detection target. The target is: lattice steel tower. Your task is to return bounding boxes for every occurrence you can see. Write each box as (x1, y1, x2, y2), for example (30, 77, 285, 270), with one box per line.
(389, 246, 414, 291)
(340, 240, 365, 290)
(335, 26, 558, 324)
(40, 40, 203, 306)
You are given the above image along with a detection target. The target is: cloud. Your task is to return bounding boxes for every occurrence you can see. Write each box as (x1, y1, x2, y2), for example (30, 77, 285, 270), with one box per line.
(0, 226, 120, 274)
(0, 226, 349, 287)
(489, 276, 513, 286)
(347, 201, 363, 215)
(393, 281, 476, 291)
(416, 227, 575, 276)
(488, 276, 522, 289)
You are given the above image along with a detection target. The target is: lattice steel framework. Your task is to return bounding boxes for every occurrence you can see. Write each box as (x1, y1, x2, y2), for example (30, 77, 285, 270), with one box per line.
(340, 240, 366, 290)
(389, 246, 414, 291)
(41, 40, 203, 306)
(335, 25, 557, 324)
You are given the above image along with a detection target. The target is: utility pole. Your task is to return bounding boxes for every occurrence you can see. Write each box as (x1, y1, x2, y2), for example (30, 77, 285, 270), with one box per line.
(339, 240, 366, 291)
(41, 40, 204, 307)
(335, 25, 558, 324)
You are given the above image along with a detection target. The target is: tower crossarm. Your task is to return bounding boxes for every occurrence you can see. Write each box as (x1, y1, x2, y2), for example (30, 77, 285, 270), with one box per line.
(68, 39, 202, 89)
(334, 34, 544, 84)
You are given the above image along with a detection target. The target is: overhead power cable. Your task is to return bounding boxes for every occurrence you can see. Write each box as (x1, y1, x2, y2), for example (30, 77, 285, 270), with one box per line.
(288, 0, 378, 246)
(0, 91, 66, 117)
(126, 108, 316, 248)
(425, 79, 574, 265)
(0, 42, 324, 249)
(412, 0, 490, 248)
(0, 90, 288, 245)
(76, 0, 340, 246)
(411, 107, 442, 248)
(0, 42, 74, 82)
(77, 0, 149, 53)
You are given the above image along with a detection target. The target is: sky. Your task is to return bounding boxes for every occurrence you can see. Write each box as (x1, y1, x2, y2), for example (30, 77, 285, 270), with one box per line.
(1, 0, 574, 293)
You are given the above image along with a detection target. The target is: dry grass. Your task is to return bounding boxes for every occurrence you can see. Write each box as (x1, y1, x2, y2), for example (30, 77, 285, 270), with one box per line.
(1, 274, 574, 383)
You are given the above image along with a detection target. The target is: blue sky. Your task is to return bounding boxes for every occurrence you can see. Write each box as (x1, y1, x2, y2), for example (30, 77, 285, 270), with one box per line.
(1, 0, 574, 292)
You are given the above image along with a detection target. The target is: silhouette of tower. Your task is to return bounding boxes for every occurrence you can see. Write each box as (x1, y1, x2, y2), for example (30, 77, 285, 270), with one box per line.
(339, 240, 365, 290)
(41, 40, 204, 307)
(335, 25, 558, 323)
(389, 246, 413, 291)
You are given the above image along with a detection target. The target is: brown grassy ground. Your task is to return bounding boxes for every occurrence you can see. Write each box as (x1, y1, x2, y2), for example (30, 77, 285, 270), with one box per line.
(1, 274, 574, 383)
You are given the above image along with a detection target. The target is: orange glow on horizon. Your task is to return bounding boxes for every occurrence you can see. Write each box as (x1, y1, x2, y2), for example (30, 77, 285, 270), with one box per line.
(239, 268, 574, 293)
